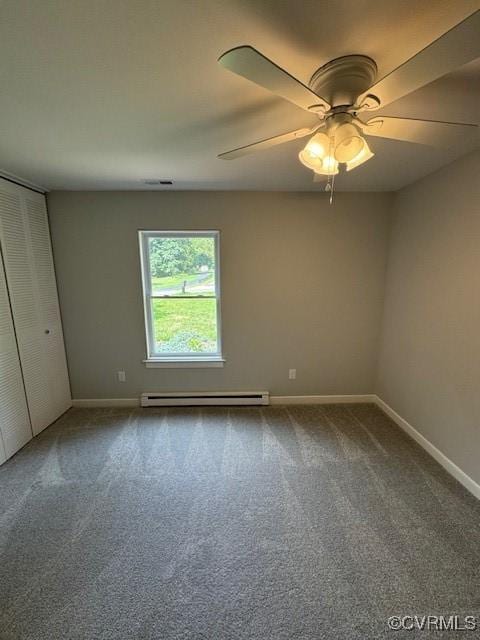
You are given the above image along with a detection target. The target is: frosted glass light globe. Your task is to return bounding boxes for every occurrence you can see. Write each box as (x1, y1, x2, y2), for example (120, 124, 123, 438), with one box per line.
(334, 123, 365, 163)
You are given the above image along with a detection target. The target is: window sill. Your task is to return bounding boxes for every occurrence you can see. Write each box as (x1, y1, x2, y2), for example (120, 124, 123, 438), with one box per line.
(143, 357, 225, 369)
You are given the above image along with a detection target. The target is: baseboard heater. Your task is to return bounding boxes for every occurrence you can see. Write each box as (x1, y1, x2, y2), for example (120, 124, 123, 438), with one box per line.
(140, 391, 269, 407)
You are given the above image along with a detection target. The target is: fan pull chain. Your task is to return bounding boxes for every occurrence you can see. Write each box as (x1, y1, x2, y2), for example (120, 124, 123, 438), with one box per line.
(329, 171, 335, 205)
(325, 135, 335, 205)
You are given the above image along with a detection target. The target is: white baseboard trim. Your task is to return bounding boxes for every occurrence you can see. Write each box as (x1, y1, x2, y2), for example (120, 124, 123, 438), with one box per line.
(72, 398, 139, 408)
(374, 396, 480, 500)
(270, 394, 375, 405)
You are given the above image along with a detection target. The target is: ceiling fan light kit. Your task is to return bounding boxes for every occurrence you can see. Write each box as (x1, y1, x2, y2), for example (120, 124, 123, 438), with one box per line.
(298, 114, 373, 177)
(217, 10, 479, 197)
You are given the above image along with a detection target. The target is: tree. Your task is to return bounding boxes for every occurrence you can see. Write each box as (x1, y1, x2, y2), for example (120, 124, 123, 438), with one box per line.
(149, 237, 215, 277)
(149, 238, 196, 277)
(192, 237, 215, 270)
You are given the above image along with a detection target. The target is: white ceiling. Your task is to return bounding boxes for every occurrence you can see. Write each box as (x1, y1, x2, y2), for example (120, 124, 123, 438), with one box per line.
(0, 0, 479, 192)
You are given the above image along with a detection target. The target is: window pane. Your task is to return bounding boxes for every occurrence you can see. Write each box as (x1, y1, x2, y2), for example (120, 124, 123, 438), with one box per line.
(148, 236, 216, 296)
(151, 298, 218, 354)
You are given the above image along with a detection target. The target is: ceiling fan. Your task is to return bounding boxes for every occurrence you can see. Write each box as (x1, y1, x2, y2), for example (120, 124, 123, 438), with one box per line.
(217, 10, 479, 187)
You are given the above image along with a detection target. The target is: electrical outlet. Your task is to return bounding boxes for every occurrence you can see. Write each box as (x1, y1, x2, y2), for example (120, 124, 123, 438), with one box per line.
(117, 371, 126, 382)
(288, 369, 296, 380)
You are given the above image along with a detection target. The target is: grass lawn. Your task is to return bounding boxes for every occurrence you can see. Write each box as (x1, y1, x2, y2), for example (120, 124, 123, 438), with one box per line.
(152, 298, 217, 352)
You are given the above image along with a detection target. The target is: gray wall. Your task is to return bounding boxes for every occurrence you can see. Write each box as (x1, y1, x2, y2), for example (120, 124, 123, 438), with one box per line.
(376, 151, 480, 485)
(48, 191, 391, 399)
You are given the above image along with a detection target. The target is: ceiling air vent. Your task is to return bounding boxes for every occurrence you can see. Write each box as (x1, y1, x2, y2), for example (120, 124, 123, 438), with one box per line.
(143, 179, 173, 185)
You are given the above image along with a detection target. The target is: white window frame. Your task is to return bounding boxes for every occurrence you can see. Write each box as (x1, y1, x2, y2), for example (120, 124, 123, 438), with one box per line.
(139, 230, 224, 368)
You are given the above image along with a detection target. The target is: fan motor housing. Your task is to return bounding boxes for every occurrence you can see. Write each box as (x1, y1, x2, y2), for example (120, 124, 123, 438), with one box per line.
(309, 55, 377, 108)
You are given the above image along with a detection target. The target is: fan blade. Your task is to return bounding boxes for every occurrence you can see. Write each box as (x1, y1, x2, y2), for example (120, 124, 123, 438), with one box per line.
(361, 116, 479, 147)
(218, 126, 318, 160)
(218, 46, 330, 113)
(359, 10, 480, 108)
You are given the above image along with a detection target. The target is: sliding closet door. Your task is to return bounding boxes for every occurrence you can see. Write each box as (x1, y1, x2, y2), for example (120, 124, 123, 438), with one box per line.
(0, 180, 71, 436)
(24, 190, 71, 427)
(0, 195, 32, 458)
(0, 430, 6, 465)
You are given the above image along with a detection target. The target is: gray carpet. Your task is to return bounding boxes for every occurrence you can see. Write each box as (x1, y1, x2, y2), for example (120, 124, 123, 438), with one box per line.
(0, 404, 479, 640)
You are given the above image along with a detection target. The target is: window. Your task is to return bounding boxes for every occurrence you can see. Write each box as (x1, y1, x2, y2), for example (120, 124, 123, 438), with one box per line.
(139, 231, 222, 365)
